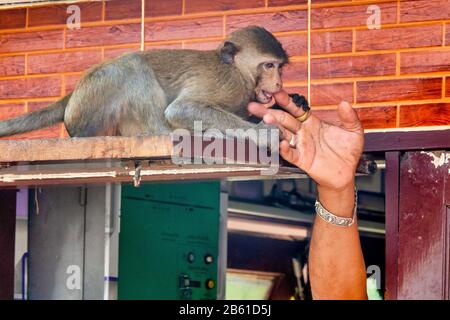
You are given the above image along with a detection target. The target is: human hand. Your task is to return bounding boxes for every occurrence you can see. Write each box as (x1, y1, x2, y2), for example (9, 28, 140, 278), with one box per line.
(248, 90, 364, 192)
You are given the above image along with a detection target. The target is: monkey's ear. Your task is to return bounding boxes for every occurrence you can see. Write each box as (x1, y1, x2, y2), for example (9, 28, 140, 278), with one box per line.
(220, 41, 240, 64)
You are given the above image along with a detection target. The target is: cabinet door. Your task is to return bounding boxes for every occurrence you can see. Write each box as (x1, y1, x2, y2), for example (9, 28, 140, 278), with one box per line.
(28, 186, 106, 300)
(397, 151, 450, 299)
(28, 187, 85, 300)
(0, 190, 16, 300)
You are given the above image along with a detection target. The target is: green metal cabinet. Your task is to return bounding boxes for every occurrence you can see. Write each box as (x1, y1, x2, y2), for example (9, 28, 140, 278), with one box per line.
(118, 181, 225, 300)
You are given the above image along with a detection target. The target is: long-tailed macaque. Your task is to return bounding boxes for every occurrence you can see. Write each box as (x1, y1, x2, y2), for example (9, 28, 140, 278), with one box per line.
(0, 26, 288, 143)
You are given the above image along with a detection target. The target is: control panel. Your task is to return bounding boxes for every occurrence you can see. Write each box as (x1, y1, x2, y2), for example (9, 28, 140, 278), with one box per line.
(118, 181, 223, 300)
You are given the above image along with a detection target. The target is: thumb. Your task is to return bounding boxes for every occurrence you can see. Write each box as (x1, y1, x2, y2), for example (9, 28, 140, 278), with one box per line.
(337, 101, 362, 132)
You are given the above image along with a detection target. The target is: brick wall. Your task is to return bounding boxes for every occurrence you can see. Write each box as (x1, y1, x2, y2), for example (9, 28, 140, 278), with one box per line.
(0, 0, 449, 139)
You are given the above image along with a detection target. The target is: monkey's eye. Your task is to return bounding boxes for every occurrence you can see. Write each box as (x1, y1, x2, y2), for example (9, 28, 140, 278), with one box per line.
(278, 66, 283, 75)
(264, 63, 275, 69)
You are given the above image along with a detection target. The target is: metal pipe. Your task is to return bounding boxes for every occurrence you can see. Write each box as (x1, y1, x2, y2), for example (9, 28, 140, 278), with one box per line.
(21, 252, 28, 300)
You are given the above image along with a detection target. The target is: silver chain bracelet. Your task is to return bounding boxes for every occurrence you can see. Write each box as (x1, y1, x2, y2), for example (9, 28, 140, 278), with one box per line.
(315, 189, 358, 227)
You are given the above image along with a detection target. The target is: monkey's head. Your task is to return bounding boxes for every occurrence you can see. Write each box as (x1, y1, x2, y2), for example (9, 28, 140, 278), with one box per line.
(219, 26, 289, 104)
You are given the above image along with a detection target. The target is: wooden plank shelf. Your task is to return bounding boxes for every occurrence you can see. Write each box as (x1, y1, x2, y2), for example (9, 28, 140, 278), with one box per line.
(0, 135, 173, 162)
(0, 162, 307, 187)
(0, 127, 418, 187)
(0, 135, 305, 186)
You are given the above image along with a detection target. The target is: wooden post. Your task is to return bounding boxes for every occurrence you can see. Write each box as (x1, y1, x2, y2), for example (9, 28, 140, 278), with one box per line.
(0, 189, 17, 300)
(384, 151, 400, 300)
(397, 151, 450, 299)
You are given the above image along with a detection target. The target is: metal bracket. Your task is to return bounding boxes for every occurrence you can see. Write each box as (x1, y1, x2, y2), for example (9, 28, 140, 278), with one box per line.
(133, 161, 142, 187)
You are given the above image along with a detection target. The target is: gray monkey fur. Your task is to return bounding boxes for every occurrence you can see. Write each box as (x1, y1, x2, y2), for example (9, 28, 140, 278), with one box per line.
(0, 26, 288, 143)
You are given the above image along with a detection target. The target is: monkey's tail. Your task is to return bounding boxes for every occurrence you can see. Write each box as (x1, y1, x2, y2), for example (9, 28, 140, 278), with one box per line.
(0, 93, 72, 137)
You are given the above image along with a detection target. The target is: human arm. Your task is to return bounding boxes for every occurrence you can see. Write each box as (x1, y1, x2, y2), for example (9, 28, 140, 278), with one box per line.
(248, 91, 367, 299)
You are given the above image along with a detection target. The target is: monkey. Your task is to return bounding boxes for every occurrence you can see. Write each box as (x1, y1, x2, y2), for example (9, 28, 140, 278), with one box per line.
(0, 26, 288, 146)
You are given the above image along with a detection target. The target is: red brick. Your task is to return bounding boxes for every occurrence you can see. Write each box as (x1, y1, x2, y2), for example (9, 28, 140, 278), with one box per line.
(0, 103, 26, 120)
(357, 106, 397, 129)
(145, 43, 183, 50)
(311, 83, 353, 106)
(0, 55, 25, 77)
(227, 10, 307, 34)
(105, 0, 141, 20)
(66, 24, 141, 48)
(269, 0, 342, 5)
(357, 78, 442, 103)
(0, 9, 26, 29)
(312, 31, 352, 55)
(313, 106, 397, 129)
(312, 2, 397, 29)
(0, 124, 62, 140)
(145, 17, 223, 41)
(277, 31, 352, 58)
(284, 86, 308, 98)
(104, 46, 140, 60)
(28, 2, 103, 27)
(0, 30, 64, 54)
(185, 0, 264, 13)
(184, 40, 222, 50)
(268, 0, 307, 6)
(65, 74, 82, 93)
(145, 0, 182, 17)
(311, 54, 396, 79)
(400, 0, 450, 23)
(447, 77, 450, 97)
(282, 60, 308, 82)
(400, 103, 450, 127)
(0, 76, 62, 99)
(28, 50, 102, 75)
(356, 24, 442, 51)
(446, 23, 450, 45)
(278, 34, 307, 57)
(400, 49, 450, 74)
(312, 0, 343, 2)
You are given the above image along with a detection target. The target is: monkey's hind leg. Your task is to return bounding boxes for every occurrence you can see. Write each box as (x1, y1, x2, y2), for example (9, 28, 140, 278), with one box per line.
(63, 71, 127, 137)
(64, 53, 164, 137)
(64, 95, 123, 137)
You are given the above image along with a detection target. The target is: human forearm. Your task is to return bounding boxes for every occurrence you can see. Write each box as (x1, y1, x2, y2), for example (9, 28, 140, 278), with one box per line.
(309, 182, 367, 300)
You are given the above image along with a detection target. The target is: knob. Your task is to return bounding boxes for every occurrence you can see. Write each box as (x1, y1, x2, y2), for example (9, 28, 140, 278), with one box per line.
(204, 254, 213, 264)
(205, 279, 215, 290)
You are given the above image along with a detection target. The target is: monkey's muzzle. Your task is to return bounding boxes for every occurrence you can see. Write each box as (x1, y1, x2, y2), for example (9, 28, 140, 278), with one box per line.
(256, 89, 277, 104)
